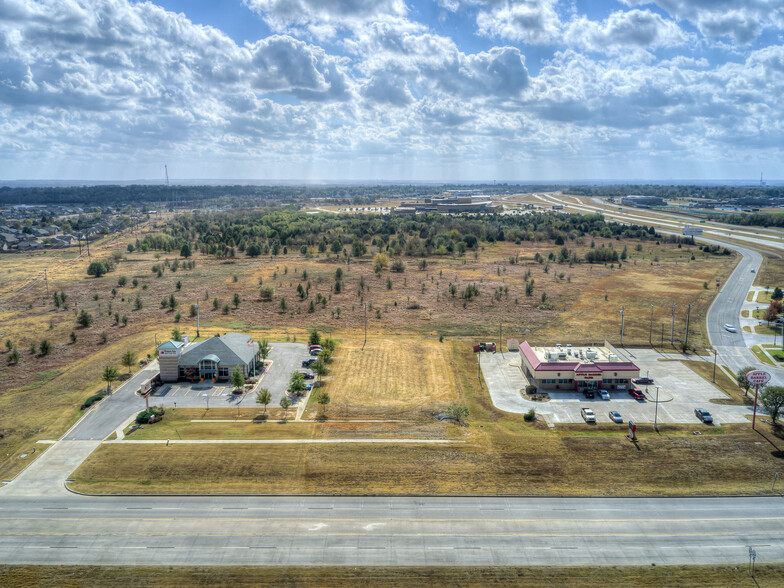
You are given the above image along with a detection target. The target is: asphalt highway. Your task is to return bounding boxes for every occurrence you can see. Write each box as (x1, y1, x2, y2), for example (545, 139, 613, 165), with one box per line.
(1, 493, 782, 565)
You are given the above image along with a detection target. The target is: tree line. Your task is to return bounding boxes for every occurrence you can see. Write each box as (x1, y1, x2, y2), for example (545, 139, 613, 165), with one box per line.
(151, 209, 659, 259)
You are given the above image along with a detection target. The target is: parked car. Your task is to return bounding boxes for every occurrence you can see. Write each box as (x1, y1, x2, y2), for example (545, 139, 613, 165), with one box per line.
(302, 358, 317, 367)
(632, 377, 654, 385)
(629, 388, 646, 400)
(724, 324, 737, 333)
(305, 384, 313, 391)
(599, 389, 610, 400)
(609, 410, 623, 423)
(580, 407, 596, 423)
(695, 408, 713, 423)
(310, 348, 322, 356)
(300, 371, 315, 379)
(583, 389, 595, 399)
(309, 344, 322, 352)
(751, 268, 755, 272)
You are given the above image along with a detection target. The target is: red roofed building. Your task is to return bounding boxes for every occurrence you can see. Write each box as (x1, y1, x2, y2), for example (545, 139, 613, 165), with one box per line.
(519, 341, 639, 393)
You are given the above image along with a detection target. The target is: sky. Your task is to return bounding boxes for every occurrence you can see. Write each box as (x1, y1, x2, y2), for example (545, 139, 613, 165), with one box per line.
(1, 0, 783, 183)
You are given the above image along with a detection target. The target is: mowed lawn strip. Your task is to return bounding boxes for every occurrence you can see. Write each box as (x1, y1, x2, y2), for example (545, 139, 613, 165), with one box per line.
(70, 421, 784, 496)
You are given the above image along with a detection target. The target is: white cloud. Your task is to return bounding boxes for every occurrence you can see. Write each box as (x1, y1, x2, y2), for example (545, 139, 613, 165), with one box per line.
(438, 0, 563, 45)
(622, 0, 784, 44)
(0, 0, 782, 180)
(243, 0, 407, 36)
(565, 9, 691, 53)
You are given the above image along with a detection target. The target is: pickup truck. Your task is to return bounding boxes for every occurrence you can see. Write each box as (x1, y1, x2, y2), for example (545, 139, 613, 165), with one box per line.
(629, 388, 646, 400)
(581, 407, 596, 423)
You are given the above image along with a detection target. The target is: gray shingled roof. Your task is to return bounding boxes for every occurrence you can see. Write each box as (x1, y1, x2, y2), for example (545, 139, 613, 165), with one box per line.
(179, 332, 258, 367)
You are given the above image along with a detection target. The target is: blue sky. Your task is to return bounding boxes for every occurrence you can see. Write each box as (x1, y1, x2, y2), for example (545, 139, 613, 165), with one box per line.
(1, 0, 783, 182)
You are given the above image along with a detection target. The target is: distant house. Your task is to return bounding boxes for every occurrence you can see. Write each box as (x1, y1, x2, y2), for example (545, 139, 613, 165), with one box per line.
(156, 332, 260, 383)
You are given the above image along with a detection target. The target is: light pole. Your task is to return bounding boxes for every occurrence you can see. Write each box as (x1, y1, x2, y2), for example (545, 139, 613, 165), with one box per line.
(195, 299, 200, 338)
(670, 303, 675, 346)
(654, 385, 661, 432)
(620, 307, 625, 346)
(684, 303, 691, 349)
(649, 303, 654, 346)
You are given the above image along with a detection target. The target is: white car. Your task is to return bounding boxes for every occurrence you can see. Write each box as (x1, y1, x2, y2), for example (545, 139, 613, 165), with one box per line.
(724, 324, 737, 333)
(599, 389, 610, 400)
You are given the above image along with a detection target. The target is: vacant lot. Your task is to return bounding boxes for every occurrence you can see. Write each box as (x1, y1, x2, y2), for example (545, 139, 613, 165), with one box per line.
(310, 337, 463, 419)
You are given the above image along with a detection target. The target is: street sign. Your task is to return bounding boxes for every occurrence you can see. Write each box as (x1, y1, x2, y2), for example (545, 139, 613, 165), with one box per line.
(746, 370, 771, 385)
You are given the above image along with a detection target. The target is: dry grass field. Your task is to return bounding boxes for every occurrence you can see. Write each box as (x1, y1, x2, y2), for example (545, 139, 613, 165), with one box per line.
(311, 337, 463, 419)
(0, 212, 760, 497)
(3, 564, 783, 588)
(70, 418, 784, 496)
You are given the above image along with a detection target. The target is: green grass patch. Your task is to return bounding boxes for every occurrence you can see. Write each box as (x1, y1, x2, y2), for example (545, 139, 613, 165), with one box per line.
(751, 345, 775, 366)
(13, 370, 63, 392)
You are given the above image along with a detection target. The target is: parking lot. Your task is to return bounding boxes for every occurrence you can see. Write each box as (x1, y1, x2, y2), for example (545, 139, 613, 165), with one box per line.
(148, 342, 312, 410)
(480, 350, 754, 425)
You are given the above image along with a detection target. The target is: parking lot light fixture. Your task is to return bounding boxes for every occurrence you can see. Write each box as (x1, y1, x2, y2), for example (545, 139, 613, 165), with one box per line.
(654, 386, 661, 432)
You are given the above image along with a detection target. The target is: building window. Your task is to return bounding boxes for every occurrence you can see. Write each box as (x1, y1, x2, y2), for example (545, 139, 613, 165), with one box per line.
(558, 378, 571, 384)
(615, 378, 627, 383)
(218, 367, 229, 377)
(542, 378, 556, 384)
(178, 367, 185, 377)
(602, 379, 612, 385)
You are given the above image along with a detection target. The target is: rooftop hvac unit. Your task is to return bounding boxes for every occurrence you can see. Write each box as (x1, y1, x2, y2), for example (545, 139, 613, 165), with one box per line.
(566, 343, 572, 348)
(558, 352, 567, 359)
(608, 354, 618, 362)
(585, 349, 598, 359)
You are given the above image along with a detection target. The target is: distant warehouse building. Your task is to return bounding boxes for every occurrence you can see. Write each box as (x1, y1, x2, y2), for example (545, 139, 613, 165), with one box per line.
(621, 195, 666, 208)
(682, 224, 703, 236)
(157, 332, 259, 383)
(519, 341, 640, 393)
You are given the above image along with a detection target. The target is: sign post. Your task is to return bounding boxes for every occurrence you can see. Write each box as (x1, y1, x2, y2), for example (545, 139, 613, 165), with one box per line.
(627, 419, 636, 442)
(746, 370, 771, 430)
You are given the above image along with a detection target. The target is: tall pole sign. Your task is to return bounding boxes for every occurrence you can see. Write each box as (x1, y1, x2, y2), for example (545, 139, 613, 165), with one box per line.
(746, 370, 771, 430)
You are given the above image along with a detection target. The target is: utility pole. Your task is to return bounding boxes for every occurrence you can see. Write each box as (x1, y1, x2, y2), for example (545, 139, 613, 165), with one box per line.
(499, 322, 503, 357)
(195, 299, 200, 339)
(649, 303, 654, 346)
(670, 303, 675, 346)
(86, 235, 91, 261)
(660, 323, 664, 347)
(620, 307, 625, 346)
(684, 303, 691, 348)
(362, 303, 367, 351)
(44, 269, 49, 297)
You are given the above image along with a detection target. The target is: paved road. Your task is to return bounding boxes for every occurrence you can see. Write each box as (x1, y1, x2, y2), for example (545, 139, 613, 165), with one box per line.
(63, 362, 160, 441)
(0, 490, 782, 565)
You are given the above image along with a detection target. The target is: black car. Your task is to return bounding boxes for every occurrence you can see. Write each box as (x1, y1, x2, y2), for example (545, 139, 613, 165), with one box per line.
(695, 408, 713, 423)
(583, 390, 595, 399)
(300, 371, 315, 379)
(302, 358, 317, 368)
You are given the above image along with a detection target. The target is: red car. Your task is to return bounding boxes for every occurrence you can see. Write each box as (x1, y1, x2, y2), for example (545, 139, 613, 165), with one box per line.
(629, 388, 646, 400)
(300, 371, 315, 380)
